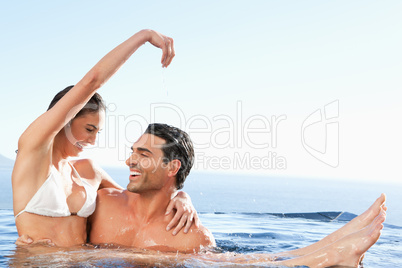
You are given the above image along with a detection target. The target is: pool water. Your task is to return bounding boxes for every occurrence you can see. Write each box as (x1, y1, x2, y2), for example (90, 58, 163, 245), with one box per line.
(1, 168, 401, 267)
(1, 209, 401, 267)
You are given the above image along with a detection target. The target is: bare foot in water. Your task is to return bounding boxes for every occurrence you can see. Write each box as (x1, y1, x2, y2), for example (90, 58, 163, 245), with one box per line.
(277, 194, 386, 257)
(280, 208, 386, 268)
(323, 208, 385, 268)
(345, 193, 386, 233)
(327, 193, 386, 243)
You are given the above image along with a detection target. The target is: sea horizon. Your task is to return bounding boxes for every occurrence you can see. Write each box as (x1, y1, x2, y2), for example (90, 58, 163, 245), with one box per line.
(2, 165, 401, 226)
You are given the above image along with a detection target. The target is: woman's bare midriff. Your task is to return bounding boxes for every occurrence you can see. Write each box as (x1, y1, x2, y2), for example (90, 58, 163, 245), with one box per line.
(15, 212, 87, 247)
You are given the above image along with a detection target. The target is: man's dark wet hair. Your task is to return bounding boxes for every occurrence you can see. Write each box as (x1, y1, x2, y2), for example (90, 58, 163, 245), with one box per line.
(47, 85, 106, 118)
(144, 123, 194, 190)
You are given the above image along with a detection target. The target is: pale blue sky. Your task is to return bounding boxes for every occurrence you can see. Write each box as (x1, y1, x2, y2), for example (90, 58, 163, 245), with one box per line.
(1, 1, 401, 182)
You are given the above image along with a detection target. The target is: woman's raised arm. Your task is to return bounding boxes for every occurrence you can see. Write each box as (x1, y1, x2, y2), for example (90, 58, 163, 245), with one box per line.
(18, 29, 174, 152)
(13, 30, 174, 217)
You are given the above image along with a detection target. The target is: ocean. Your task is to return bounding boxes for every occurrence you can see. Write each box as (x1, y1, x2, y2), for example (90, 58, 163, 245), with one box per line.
(1, 167, 401, 267)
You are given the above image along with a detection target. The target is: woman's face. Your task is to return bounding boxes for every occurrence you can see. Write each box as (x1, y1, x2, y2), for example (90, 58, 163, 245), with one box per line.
(64, 111, 105, 156)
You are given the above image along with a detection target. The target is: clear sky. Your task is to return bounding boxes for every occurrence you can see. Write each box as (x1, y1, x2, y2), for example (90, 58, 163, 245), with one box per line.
(0, 1, 401, 182)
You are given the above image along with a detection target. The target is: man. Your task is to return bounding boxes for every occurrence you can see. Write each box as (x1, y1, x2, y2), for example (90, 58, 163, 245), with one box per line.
(88, 123, 216, 253)
(88, 123, 386, 267)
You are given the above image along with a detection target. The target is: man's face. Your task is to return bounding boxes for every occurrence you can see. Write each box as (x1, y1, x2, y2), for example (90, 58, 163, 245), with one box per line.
(125, 134, 170, 193)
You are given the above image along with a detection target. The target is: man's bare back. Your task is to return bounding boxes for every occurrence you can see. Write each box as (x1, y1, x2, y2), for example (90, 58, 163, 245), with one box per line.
(89, 188, 216, 253)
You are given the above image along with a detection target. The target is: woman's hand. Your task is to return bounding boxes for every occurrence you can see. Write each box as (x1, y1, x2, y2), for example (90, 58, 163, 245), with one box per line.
(143, 29, 175, 68)
(15, 234, 54, 246)
(165, 191, 200, 236)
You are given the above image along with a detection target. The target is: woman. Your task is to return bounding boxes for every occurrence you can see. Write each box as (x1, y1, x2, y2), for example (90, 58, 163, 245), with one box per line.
(12, 29, 197, 247)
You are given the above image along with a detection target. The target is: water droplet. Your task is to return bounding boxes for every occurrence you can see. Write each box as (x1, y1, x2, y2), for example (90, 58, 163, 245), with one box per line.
(161, 68, 168, 96)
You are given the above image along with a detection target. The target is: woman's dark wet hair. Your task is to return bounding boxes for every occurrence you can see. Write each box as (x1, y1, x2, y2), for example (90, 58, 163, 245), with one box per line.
(14, 86, 106, 154)
(144, 123, 194, 190)
(47, 85, 106, 118)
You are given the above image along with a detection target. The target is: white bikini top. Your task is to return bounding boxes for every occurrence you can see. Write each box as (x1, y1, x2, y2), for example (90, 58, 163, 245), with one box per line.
(15, 164, 97, 219)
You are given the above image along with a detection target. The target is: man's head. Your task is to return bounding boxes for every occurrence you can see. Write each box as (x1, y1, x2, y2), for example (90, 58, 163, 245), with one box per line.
(125, 123, 194, 192)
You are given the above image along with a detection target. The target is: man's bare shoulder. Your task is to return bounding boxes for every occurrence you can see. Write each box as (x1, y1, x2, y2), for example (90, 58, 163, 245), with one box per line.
(188, 224, 216, 249)
(167, 224, 216, 253)
(90, 189, 127, 223)
(97, 188, 127, 201)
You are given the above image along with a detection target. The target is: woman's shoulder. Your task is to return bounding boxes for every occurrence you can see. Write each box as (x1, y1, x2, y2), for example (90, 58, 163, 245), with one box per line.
(72, 159, 123, 190)
(72, 159, 97, 176)
(71, 158, 95, 166)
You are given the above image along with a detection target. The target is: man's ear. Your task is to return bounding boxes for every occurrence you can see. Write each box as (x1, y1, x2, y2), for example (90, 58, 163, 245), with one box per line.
(168, 159, 181, 177)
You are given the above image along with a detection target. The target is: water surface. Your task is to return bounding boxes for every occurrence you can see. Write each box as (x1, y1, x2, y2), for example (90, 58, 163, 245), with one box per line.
(1, 168, 401, 267)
